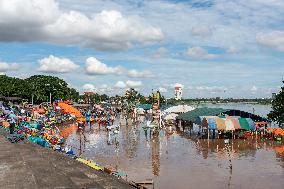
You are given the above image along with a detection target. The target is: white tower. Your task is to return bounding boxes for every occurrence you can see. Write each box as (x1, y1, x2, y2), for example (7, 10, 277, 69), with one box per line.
(174, 83, 183, 100)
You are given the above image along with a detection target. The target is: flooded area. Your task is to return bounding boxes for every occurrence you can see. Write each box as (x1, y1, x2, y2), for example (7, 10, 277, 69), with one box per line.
(62, 104, 284, 189)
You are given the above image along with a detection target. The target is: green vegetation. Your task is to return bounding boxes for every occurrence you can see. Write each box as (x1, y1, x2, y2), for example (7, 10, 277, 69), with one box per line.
(268, 81, 284, 128)
(80, 93, 109, 104)
(0, 75, 79, 104)
(165, 97, 272, 106)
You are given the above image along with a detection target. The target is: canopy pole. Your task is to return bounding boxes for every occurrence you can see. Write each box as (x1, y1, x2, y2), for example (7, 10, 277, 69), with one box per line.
(207, 128, 209, 147)
(208, 128, 210, 140)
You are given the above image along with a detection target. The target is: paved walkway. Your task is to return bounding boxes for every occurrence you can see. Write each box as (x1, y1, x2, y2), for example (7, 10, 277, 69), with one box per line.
(0, 131, 134, 189)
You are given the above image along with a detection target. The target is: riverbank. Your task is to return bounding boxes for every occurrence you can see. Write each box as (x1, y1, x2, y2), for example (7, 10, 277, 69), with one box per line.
(0, 130, 134, 189)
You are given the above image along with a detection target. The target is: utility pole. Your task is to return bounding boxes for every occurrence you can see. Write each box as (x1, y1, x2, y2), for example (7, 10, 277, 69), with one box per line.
(50, 92, 52, 104)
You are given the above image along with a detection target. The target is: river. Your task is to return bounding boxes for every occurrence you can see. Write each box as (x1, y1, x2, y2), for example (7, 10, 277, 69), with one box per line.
(62, 103, 283, 189)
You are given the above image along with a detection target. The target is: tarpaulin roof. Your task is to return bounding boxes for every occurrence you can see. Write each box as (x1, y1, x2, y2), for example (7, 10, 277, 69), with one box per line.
(197, 116, 256, 131)
(238, 118, 251, 131)
(177, 108, 228, 122)
(207, 117, 217, 130)
(136, 104, 152, 110)
(224, 118, 235, 131)
(215, 117, 226, 130)
(163, 113, 179, 120)
(177, 107, 269, 124)
(164, 105, 195, 113)
(230, 118, 241, 130)
(246, 118, 256, 131)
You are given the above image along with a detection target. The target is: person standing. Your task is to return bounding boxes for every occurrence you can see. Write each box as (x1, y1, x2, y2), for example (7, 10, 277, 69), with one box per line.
(8, 111, 17, 134)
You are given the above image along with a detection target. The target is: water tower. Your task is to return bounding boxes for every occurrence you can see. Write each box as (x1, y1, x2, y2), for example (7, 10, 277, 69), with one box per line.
(174, 83, 183, 100)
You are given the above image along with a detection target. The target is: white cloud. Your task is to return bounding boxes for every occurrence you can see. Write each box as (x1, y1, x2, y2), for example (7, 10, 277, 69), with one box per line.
(97, 84, 114, 94)
(114, 81, 127, 89)
(38, 55, 79, 73)
(158, 87, 167, 93)
(226, 46, 239, 54)
(126, 80, 142, 88)
(0, 62, 20, 72)
(115, 80, 143, 89)
(82, 83, 95, 92)
(251, 85, 258, 91)
(186, 47, 218, 59)
(256, 31, 284, 52)
(0, 0, 163, 50)
(127, 69, 153, 78)
(191, 26, 212, 37)
(152, 47, 168, 58)
(85, 57, 152, 77)
(85, 57, 124, 75)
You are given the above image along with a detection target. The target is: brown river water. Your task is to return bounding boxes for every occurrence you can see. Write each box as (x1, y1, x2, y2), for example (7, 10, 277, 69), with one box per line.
(61, 104, 283, 189)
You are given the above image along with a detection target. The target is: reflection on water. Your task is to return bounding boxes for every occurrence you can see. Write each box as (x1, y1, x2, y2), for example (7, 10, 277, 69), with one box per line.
(62, 104, 283, 189)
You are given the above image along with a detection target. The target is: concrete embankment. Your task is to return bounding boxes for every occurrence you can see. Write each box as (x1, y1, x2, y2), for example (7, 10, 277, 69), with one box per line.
(0, 131, 134, 189)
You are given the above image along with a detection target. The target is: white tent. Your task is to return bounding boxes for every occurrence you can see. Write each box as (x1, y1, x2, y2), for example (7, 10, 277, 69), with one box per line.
(164, 105, 195, 114)
(163, 113, 179, 120)
(135, 108, 145, 115)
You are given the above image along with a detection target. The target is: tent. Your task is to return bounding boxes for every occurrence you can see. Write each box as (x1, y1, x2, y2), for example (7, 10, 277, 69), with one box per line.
(200, 116, 250, 131)
(207, 117, 217, 130)
(215, 117, 226, 130)
(163, 113, 179, 120)
(238, 118, 251, 131)
(246, 118, 256, 131)
(136, 104, 152, 110)
(177, 108, 227, 122)
(164, 105, 195, 114)
(177, 107, 270, 123)
(58, 102, 82, 118)
(230, 118, 241, 130)
(273, 128, 284, 136)
(224, 118, 235, 131)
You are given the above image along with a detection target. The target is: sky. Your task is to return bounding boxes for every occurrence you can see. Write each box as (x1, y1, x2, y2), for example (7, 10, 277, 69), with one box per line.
(0, 0, 283, 98)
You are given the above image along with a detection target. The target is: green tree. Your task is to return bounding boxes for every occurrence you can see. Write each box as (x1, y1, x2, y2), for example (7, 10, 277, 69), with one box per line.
(0, 75, 30, 99)
(26, 75, 80, 103)
(268, 80, 284, 128)
(0, 75, 79, 104)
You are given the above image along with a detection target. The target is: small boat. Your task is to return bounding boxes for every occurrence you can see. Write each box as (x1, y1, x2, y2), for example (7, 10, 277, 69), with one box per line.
(104, 165, 116, 174)
(76, 158, 103, 171)
(112, 170, 128, 181)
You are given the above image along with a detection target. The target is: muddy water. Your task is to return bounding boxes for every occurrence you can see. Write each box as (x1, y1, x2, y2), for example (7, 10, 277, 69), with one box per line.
(62, 104, 283, 189)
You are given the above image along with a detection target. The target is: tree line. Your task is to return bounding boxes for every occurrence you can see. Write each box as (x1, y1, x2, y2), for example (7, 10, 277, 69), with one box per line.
(0, 75, 79, 104)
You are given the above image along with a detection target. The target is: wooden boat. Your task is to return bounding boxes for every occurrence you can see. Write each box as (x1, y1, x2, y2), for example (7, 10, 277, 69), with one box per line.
(76, 158, 103, 171)
(104, 165, 116, 174)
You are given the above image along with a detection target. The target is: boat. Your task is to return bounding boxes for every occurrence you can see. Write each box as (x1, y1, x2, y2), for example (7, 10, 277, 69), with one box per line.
(76, 158, 103, 171)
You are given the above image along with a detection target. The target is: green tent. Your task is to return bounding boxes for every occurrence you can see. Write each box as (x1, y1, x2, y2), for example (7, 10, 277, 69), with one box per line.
(136, 104, 152, 110)
(238, 118, 250, 130)
(177, 108, 228, 122)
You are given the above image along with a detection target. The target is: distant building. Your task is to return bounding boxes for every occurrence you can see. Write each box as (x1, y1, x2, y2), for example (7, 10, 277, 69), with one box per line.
(174, 83, 183, 100)
(84, 92, 94, 104)
(272, 93, 276, 100)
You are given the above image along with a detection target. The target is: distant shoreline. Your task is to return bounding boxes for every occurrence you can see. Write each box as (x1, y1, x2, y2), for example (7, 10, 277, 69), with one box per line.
(165, 101, 272, 106)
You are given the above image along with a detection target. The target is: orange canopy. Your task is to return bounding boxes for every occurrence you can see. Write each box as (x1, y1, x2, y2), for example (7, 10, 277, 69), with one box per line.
(273, 128, 284, 136)
(58, 102, 82, 118)
(215, 117, 226, 131)
(60, 124, 77, 138)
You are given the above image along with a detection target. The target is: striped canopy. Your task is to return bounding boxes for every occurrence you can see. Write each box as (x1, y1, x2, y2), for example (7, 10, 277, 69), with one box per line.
(198, 116, 255, 131)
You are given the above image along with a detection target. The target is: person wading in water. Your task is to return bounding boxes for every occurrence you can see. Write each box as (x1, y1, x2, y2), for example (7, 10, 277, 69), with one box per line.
(8, 111, 17, 134)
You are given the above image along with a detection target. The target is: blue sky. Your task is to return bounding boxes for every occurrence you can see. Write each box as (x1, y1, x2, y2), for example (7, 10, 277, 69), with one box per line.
(0, 0, 283, 98)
